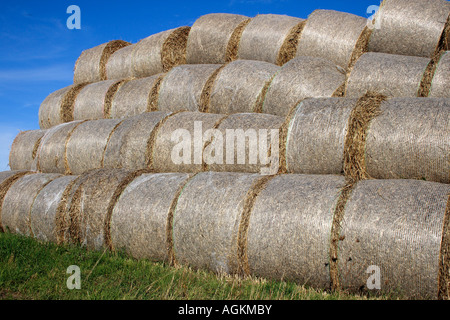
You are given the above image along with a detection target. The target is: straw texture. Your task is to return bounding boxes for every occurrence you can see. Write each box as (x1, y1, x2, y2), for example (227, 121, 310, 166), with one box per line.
(248, 174, 345, 286)
(36, 121, 84, 174)
(74, 40, 130, 84)
(2, 173, 61, 236)
(39, 83, 88, 129)
(286, 98, 357, 174)
(296, 10, 368, 69)
(103, 112, 169, 170)
(110, 173, 191, 260)
(132, 27, 190, 78)
(66, 169, 135, 250)
(208, 60, 280, 114)
(66, 119, 122, 175)
(0, 171, 31, 232)
(263, 56, 346, 116)
(151, 112, 225, 172)
(368, 0, 450, 58)
(208, 113, 285, 173)
(338, 179, 450, 299)
(365, 98, 450, 183)
(346, 52, 431, 98)
(430, 51, 450, 97)
(238, 14, 304, 65)
(106, 44, 136, 80)
(173, 172, 260, 273)
(9, 130, 45, 171)
(30, 175, 77, 242)
(158, 64, 221, 112)
(186, 13, 249, 64)
(109, 75, 161, 119)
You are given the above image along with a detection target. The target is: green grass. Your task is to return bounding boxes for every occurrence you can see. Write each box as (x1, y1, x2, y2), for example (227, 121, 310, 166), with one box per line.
(0, 232, 380, 300)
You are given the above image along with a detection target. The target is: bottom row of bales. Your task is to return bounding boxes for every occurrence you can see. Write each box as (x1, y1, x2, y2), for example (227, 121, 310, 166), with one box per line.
(0, 169, 449, 299)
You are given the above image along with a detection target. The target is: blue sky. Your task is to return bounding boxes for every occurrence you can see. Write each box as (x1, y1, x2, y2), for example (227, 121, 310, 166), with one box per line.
(0, 0, 379, 171)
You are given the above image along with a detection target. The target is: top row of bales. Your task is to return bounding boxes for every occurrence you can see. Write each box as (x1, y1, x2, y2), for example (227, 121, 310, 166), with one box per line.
(73, 0, 450, 85)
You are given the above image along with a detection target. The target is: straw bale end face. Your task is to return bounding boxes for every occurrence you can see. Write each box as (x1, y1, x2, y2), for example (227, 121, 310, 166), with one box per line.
(9, 130, 46, 172)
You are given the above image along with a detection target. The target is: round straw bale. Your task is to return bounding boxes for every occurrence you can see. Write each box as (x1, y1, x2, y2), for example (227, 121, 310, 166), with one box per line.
(106, 44, 136, 80)
(365, 98, 450, 184)
(0, 171, 31, 232)
(248, 174, 345, 286)
(109, 74, 161, 119)
(208, 60, 280, 114)
(296, 10, 369, 69)
(37, 121, 84, 174)
(2, 173, 61, 236)
(346, 52, 431, 98)
(66, 169, 137, 250)
(110, 173, 191, 260)
(103, 112, 170, 170)
(338, 179, 450, 299)
(262, 56, 346, 116)
(151, 112, 225, 173)
(208, 113, 285, 173)
(237, 14, 305, 65)
(39, 83, 88, 129)
(158, 64, 222, 112)
(286, 98, 358, 174)
(132, 27, 190, 78)
(9, 129, 45, 171)
(66, 119, 122, 175)
(186, 13, 250, 64)
(430, 51, 450, 97)
(30, 175, 77, 243)
(368, 0, 450, 58)
(74, 40, 130, 84)
(173, 172, 261, 273)
(73, 79, 126, 121)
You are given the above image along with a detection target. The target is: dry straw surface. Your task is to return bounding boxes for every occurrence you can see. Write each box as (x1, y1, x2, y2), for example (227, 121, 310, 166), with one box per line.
(151, 112, 225, 173)
(208, 60, 280, 114)
(247, 174, 345, 287)
(66, 169, 137, 250)
(74, 40, 130, 84)
(346, 53, 431, 98)
(238, 14, 304, 65)
(103, 112, 170, 170)
(39, 83, 88, 129)
(186, 13, 249, 64)
(110, 173, 191, 261)
(109, 74, 162, 119)
(368, 0, 450, 58)
(73, 80, 126, 121)
(132, 27, 190, 78)
(208, 113, 285, 173)
(158, 64, 221, 112)
(286, 98, 357, 175)
(29, 175, 77, 243)
(430, 51, 450, 97)
(106, 44, 136, 80)
(296, 10, 369, 69)
(338, 179, 450, 299)
(263, 56, 346, 116)
(2, 173, 61, 236)
(172, 172, 260, 274)
(0, 171, 31, 232)
(65, 119, 122, 175)
(365, 98, 450, 184)
(37, 121, 85, 174)
(9, 130, 45, 171)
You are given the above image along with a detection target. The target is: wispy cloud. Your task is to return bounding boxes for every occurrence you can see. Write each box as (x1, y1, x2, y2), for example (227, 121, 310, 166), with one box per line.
(0, 64, 73, 83)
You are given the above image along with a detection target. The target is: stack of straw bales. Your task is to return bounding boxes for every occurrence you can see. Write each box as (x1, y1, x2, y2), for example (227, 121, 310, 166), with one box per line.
(2, 0, 450, 300)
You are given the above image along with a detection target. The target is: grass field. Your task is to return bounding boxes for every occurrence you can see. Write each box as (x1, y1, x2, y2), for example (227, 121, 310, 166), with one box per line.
(0, 232, 384, 300)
